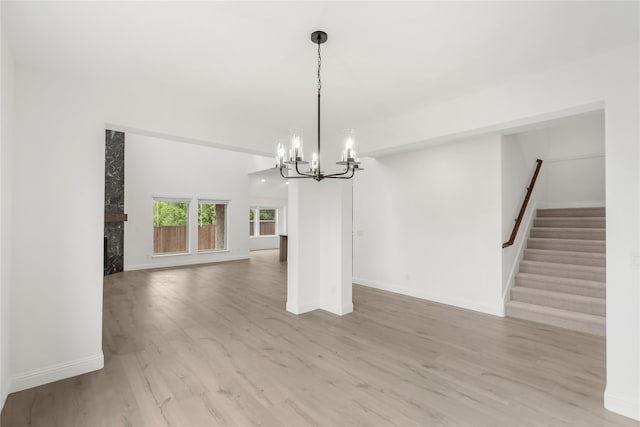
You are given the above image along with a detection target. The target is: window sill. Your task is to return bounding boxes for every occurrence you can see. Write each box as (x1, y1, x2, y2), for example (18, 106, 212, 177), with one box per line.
(152, 252, 190, 258)
(196, 249, 230, 255)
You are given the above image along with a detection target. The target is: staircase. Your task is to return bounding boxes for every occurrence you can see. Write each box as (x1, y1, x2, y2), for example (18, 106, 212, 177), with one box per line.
(506, 207, 606, 336)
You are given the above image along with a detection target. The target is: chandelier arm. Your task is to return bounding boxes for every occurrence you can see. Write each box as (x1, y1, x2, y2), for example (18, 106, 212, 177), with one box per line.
(326, 169, 356, 179)
(280, 168, 315, 179)
(323, 166, 352, 178)
(295, 162, 316, 177)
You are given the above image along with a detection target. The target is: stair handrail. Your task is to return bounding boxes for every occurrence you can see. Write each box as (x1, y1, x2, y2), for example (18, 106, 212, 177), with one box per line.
(503, 159, 543, 248)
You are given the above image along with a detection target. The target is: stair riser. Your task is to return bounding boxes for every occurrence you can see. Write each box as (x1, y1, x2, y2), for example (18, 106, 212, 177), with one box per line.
(537, 208, 605, 218)
(533, 218, 605, 228)
(519, 264, 605, 282)
(510, 289, 605, 316)
(530, 228, 605, 240)
(506, 305, 605, 336)
(523, 251, 606, 267)
(527, 239, 605, 253)
(515, 276, 605, 298)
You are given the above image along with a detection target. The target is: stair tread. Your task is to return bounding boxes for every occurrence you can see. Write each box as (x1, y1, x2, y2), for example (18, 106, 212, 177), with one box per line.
(511, 286, 605, 304)
(533, 218, 605, 228)
(507, 301, 605, 322)
(520, 260, 605, 272)
(527, 238, 605, 254)
(516, 272, 605, 287)
(535, 216, 605, 220)
(528, 238, 604, 244)
(530, 227, 605, 231)
(537, 207, 606, 218)
(524, 249, 605, 259)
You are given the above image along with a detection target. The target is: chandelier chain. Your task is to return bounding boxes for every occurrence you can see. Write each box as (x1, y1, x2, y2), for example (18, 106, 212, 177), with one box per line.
(317, 41, 322, 95)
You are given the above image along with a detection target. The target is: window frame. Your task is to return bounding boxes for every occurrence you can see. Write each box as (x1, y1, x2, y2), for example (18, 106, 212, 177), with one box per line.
(152, 197, 191, 256)
(197, 199, 230, 253)
(250, 206, 278, 238)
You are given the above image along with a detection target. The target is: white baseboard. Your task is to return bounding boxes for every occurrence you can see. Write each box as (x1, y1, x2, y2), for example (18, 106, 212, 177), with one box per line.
(286, 302, 319, 315)
(353, 278, 503, 317)
(1, 381, 8, 412)
(9, 352, 104, 394)
(604, 389, 640, 421)
(286, 302, 354, 316)
(321, 303, 354, 316)
(125, 254, 249, 271)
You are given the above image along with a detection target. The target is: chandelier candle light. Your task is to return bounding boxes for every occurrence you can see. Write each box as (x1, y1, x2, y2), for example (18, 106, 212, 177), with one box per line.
(276, 31, 363, 181)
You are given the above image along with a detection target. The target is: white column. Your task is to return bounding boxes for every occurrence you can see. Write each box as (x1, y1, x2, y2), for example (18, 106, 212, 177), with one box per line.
(286, 178, 353, 316)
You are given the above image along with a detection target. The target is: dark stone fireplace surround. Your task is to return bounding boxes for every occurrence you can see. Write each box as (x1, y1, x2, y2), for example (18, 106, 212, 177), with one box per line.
(104, 130, 125, 275)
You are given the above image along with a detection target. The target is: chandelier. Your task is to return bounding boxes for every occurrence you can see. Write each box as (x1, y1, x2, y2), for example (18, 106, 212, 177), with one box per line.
(276, 31, 363, 181)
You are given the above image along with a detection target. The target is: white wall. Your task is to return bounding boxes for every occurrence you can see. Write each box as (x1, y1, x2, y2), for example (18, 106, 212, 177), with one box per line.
(508, 112, 605, 208)
(10, 67, 106, 393)
(357, 44, 639, 420)
(124, 133, 272, 270)
(354, 134, 504, 316)
(0, 22, 14, 407)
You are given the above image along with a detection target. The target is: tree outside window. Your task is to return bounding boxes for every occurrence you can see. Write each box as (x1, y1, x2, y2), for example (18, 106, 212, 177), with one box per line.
(198, 201, 227, 251)
(153, 200, 188, 254)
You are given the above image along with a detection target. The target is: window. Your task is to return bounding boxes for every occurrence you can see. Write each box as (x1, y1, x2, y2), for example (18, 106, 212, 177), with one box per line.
(249, 207, 277, 237)
(249, 208, 255, 236)
(153, 199, 189, 254)
(198, 201, 227, 251)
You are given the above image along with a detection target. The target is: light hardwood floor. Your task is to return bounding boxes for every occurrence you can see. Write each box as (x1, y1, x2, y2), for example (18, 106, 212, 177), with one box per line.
(2, 249, 636, 426)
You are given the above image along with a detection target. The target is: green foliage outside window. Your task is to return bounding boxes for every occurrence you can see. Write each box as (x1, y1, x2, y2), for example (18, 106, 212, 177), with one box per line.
(198, 203, 217, 225)
(153, 201, 187, 226)
(259, 209, 276, 221)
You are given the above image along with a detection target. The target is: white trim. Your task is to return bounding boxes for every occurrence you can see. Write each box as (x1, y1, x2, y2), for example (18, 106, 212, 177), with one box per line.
(105, 123, 273, 157)
(9, 353, 104, 394)
(604, 388, 640, 421)
(152, 195, 192, 203)
(1, 379, 9, 410)
(286, 302, 319, 315)
(151, 251, 190, 258)
(502, 200, 538, 307)
(285, 302, 353, 316)
(125, 254, 249, 271)
(362, 101, 604, 158)
(196, 249, 231, 255)
(353, 278, 503, 317)
(545, 152, 604, 163)
(197, 198, 230, 205)
(321, 303, 354, 316)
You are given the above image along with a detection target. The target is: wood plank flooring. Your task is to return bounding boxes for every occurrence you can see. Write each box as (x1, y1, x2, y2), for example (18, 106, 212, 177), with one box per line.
(2, 249, 636, 426)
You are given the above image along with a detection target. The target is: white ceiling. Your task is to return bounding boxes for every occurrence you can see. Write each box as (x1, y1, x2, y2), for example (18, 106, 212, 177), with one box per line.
(249, 168, 288, 201)
(3, 1, 638, 154)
